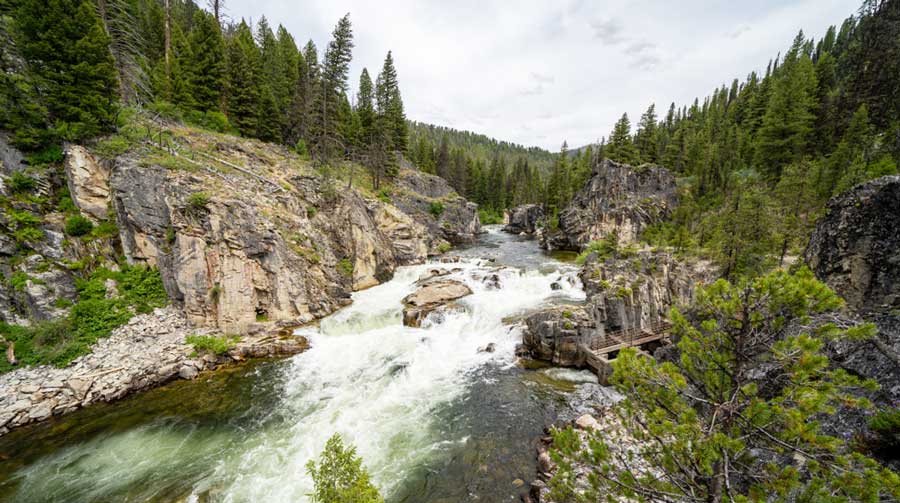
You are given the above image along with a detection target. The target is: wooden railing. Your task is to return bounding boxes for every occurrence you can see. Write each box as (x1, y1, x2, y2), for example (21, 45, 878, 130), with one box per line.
(585, 320, 672, 354)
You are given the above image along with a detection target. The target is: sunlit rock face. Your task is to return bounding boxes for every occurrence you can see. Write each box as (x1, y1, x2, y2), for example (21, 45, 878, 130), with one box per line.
(805, 175, 900, 313)
(542, 159, 678, 251)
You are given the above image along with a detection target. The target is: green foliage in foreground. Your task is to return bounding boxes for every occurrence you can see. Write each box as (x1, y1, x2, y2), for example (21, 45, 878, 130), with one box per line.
(185, 334, 240, 356)
(307, 433, 384, 503)
(64, 214, 93, 236)
(575, 231, 636, 265)
(0, 265, 168, 373)
(549, 268, 900, 502)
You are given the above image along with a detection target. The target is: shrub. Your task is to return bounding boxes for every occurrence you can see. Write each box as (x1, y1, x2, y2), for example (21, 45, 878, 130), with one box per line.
(869, 408, 900, 452)
(7, 208, 42, 228)
(94, 135, 132, 158)
(477, 208, 504, 225)
(337, 258, 354, 278)
(575, 232, 619, 265)
(185, 334, 239, 356)
(429, 201, 445, 217)
(187, 192, 210, 212)
(437, 242, 452, 254)
(65, 214, 94, 236)
(9, 271, 32, 291)
(92, 220, 118, 238)
(1, 265, 169, 372)
(307, 206, 318, 219)
(25, 144, 64, 165)
(8, 171, 36, 193)
(377, 189, 392, 204)
(307, 434, 384, 503)
(14, 227, 44, 243)
(295, 139, 309, 157)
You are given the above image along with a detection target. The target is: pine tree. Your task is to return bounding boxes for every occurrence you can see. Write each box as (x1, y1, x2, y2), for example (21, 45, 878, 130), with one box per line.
(313, 13, 353, 164)
(755, 32, 819, 180)
(355, 68, 376, 151)
(13, 0, 119, 141)
(550, 268, 898, 503)
(634, 104, 659, 163)
(375, 51, 407, 153)
(225, 20, 261, 137)
(185, 9, 225, 111)
(273, 25, 299, 142)
(607, 113, 638, 165)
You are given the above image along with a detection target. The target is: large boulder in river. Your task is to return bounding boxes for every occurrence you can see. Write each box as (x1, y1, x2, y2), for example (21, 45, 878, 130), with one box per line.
(542, 159, 677, 251)
(805, 175, 900, 312)
(402, 279, 473, 327)
(393, 169, 481, 244)
(521, 306, 594, 367)
(503, 204, 544, 234)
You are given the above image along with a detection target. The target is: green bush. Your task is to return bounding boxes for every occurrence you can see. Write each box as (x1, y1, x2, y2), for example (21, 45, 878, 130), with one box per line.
(477, 208, 504, 225)
(429, 201, 445, 217)
(7, 208, 42, 228)
(377, 189, 392, 204)
(13, 227, 44, 243)
(187, 192, 210, 212)
(1, 265, 168, 372)
(185, 334, 239, 356)
(64, 214, 94, 236)
(8, 171, 36, 193)
(307, 434, 384, 503)
(869, 408, 900, 451)
(94, 135, 133, 158)
(437, 242, 451, 253)
(295, 139, 309, 157)
(92, 220, 119, 238)
(576, 232, 620, 265)
(25, 144, 64, 165)
(8, 271, 32, 291)
(337, 258, 354, 278)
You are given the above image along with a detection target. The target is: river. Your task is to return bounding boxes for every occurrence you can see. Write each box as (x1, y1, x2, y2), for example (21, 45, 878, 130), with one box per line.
(0, 226, 605, 502)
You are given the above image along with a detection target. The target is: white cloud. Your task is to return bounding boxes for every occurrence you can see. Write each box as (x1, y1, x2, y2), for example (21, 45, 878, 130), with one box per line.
(225, 0, 860, 150)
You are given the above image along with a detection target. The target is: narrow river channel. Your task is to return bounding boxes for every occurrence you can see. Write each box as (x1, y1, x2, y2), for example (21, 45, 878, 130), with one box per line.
(0, 226, 606, 502)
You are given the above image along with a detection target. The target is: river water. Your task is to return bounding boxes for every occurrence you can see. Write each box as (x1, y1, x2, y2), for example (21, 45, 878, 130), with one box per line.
(0, 226, 601, 502)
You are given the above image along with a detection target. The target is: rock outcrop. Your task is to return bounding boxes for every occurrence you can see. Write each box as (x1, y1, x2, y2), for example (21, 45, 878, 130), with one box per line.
(521, 306, 594, 366)
(805, 175, 900, 312)
(542, 159, 677, 250)
(64, 145, 111, 221)
(401, 278, 473, 327)
(521, 250, 715, 368)
(579, 250, 716, 334)
(393, 168, 481, 244)
(503, 204, 544, 234)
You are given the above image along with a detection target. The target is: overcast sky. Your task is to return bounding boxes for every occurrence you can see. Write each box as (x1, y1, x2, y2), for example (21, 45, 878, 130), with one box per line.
(224, 0, 861, 151)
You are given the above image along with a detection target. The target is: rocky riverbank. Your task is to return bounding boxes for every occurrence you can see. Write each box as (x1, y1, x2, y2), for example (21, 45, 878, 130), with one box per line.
(0, 306, 308, 436)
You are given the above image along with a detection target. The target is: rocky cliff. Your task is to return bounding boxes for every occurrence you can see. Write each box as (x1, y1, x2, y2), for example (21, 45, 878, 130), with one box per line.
(520, 249, 716, 367)
(392, 168, 481, 244)
(542, 159, 677, 251)
(503, 204, 544, 235)
(805, 175, 900, 313)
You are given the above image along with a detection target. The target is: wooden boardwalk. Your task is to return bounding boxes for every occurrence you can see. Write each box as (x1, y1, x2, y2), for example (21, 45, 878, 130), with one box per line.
(577, 321, 672, 383)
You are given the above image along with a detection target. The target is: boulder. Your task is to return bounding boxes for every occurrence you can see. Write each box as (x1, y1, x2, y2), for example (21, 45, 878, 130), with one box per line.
(521, 306, 594, 366)
(402, 279, 473, 327)
(542, 159, 677, 250)
(64, 145, 111, 221)
(804, 175, 900, 312)
(503, 204, 544, 234)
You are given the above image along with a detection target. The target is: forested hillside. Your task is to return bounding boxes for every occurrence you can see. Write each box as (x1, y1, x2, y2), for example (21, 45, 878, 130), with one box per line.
(0, 0, 408, 188)
(543, 0, 900, 278)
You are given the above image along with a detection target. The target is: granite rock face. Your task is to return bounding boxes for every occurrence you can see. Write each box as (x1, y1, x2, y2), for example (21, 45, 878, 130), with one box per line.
(393, 169, 481, 244)
(64, 145, 111, 221)
(542, 159, 677, 251)
(521, 306, 594, 367)
(503, 204, 544, 234)
(805, 175, 900, 313)
(111, 160, 400, 334)
(579, 250, 716, 335)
